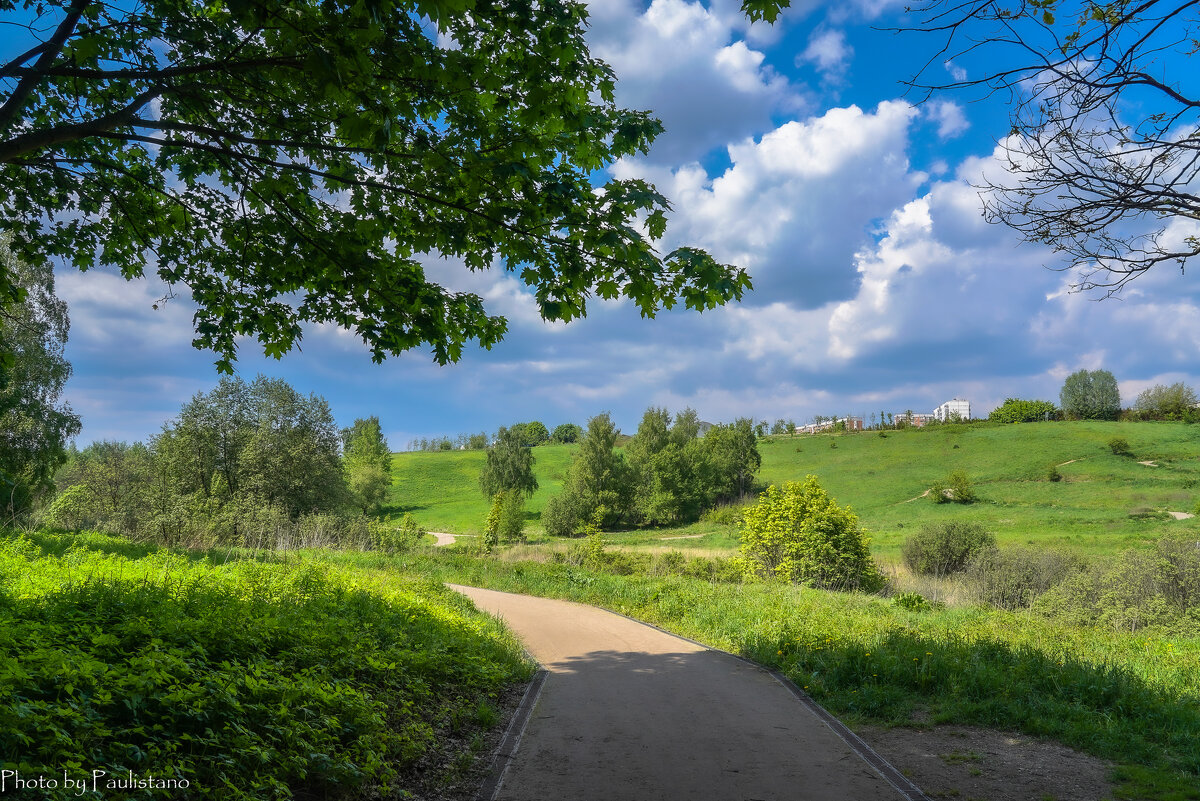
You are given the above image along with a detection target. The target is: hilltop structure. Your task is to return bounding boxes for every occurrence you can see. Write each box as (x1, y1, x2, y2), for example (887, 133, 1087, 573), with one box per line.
(934, 398, 971, 422)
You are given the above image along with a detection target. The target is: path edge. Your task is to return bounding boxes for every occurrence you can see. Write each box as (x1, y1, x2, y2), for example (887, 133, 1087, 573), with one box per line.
(475, 668, 548, 801)
(604, 608, 932, 801)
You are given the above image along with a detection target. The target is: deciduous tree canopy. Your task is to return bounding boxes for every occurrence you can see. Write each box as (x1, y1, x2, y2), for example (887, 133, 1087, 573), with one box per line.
(0, 0, 750, 371)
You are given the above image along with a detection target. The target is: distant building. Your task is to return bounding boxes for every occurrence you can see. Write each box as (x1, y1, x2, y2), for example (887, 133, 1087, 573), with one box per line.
(893, 411, 936, 428)
(934, 398, 971, 422)
(797, 416, 863, 434)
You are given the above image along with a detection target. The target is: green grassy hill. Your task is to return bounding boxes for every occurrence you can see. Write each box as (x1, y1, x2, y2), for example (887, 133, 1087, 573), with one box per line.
(384, 444, 577, 533)
(388, 422, 1200, 559)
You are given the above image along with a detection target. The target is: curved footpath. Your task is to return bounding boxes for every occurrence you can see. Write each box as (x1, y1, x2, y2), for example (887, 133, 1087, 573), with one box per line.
(450, 585, 926, 801)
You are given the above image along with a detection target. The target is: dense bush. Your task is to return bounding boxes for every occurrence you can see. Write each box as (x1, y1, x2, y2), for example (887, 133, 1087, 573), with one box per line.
(928, 470, 977, 504)
(987, 398, 1060, 423)
(964, 546, 1083, 610)
(738, 477, 884, 592)
(1132, 382, 1199, 421)
(1036, 536, 1200, 633)
(902, 521, 995, 576)
(0, 531, 530, 800)
(1108, 436, 1132, 456)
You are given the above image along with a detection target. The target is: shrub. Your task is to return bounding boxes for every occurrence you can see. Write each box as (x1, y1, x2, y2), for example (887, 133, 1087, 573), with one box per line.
(1108, 436, 1132, 456)
(542, 491, 583, 537)
(987, 398, 1059, 423)
(1036, 536, 1200, 633)
(892, 592, 933, 611)
(1047, 465, 1063, 482)
(373, 513, 425, 554)
(964, 546, 1083, 610)
(902, 521, 995, 576)
(738, 477, 885, 592)
(928, 470, 976, 504)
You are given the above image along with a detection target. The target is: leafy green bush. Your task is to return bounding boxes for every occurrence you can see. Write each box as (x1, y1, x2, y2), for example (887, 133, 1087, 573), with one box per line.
(902, 521, 995, 576)
(964, 546, 1083, 610)
(892, 591, 934, 611)
(373, 513, 425, 554)
(1036, 536, 1200, 633)
(738, 477, 885, 592)
(987, 398, 1059, 423)
(542, 490, 584, 537)
(1047, 465, 1063, 482)
(1109, 436, 1132, 456)
(0, 532, 530, 800)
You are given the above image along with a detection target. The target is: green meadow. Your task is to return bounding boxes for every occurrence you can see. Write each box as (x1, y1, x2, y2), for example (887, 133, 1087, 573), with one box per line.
(390, 421, 1200, 560)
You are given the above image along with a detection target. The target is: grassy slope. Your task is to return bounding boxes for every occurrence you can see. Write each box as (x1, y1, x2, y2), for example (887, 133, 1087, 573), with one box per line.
(384, 445, 576, 534)
(756, 421, 1200, 559)
(389, 423, 1200, 559)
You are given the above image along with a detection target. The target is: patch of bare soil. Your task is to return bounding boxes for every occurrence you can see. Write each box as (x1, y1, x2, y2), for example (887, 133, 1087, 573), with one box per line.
(855, 725, 1115, 801)
(1167, 511, 1195, 520)
(659, 534, 705, 540)
(1137, 460, 1158, 467)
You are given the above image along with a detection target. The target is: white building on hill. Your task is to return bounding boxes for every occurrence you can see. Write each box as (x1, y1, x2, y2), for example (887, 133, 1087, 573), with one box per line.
(934, 398, 971, 422)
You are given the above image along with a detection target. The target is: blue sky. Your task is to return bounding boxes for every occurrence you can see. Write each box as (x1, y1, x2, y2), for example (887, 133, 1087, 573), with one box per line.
(29, 0, 1200, 447)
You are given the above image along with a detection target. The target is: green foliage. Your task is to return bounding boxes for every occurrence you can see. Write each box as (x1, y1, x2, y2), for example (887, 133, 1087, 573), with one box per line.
(551, 413, 633, 531)
(0, 236, 80, 517)
(892, 592, 935, 612)
(1036, 536, 1200, 633)
(0, 531, 530, 799)
(1060, 369, 1121, 420)
(929, 470, 977, 503)
(988, 397, 1060, 423)
(343, 416, 392, 513)
(1109, 436, 1132, 456)
(0, 0, 749, 373)
(964, 546, 1084, 610)
(479, 426, 538, 499)
(550, 423, 583, 444)
(510, 421, 549, 447)
(1047, 465, 1063, 481)
(44, 377, 376, 548)
(373, 513, 425, 554)
(1134, 383, 1199, 420)
(738, 477, 884, 591)
(902, 521, 996, 576)
(484, 490, 526, 546)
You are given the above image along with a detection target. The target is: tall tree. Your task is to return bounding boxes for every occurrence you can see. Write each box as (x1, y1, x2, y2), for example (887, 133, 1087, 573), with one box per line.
(479, 425, 537, 499)
(342, 416, 392, 513)
(1060, 369, 1121, 420)
(0, 0, 750, 372)
(0, 234, 79, 517)
(895, 1, 1200, 292)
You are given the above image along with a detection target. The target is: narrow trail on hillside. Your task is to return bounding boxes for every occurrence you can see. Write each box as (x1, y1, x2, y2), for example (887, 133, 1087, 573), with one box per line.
(451, 584, 924, 801)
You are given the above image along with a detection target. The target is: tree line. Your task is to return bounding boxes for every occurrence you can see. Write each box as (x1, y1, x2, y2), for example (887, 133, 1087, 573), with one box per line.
(989, 370, 1200, 424)
(40, 376, 396, 549)
(479, 408, 761, 540)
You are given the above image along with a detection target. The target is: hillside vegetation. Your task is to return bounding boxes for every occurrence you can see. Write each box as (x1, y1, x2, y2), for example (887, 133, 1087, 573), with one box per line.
(390, 422, 1200, 559)
(0, 529, 532, 800)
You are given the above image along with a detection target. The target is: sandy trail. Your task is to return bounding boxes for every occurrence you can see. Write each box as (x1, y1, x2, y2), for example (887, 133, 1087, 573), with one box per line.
(451, 584, 921, 801)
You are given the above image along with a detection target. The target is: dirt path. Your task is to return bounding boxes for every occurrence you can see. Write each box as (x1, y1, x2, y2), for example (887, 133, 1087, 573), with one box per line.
(450, 584, 921, 801)
(431, 532, 457, 547)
